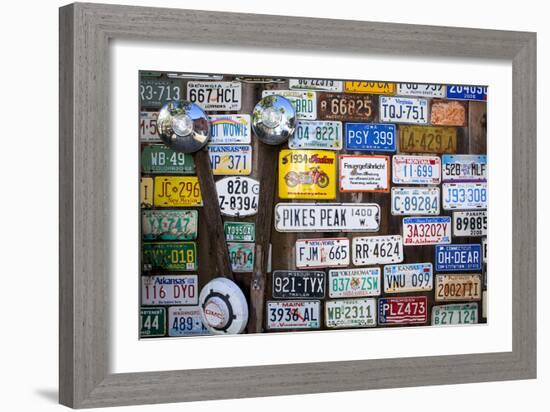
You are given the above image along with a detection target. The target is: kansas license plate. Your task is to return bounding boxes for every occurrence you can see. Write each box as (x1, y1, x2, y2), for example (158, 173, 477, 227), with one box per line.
(266, 300, 321, 329)
(352, 235, 403, 266)
(396, 83, 446, 98)
(442, 182, 487, 210)
(142, 242, 198, 272)
(435, 274, 482, 302)
(344, 81, 395, 94)
(432, 303, 479, 325)
(187, 81, 241, 111)
(430, 99, 467, 126)
(140, 112, 160, 142)
(392, 155, 441, 185)
(289, 121, 343, 150)
(272, 271, 325, 299)
(141, 275, 198, 305)
(391, 187, 440, 215)
(295, 238, 350, 269)
(446, 85, 487, 101)
(168, 306, 209, 336)
(402, 217, 452, 246)
(142, 210, 198, 240)
(344, 123, 396, 152)
(216, 176, 259, 217)
(453, 211, 487, 237)
(442, 155, 487, 182)
(208, 145, 252, 175)
(399, 125, 457, 154)
(140, 78, 182, 108)
(378, 296, 428, 325)
(383, 263, 433, 293)
(328, 268, 381, 298)
(228, 242, 255, 273)
(435, 244, 482, 271)
(140, 177, 153, 208)
(339, 155, 390, 193)
(140, 307, 166, 337)
(141, 145, 195, 174)
(317, 93, 377, 121)
(224, 221, 255, 242)
(380, 96, 428, 124)
(208, 114, 251, 144)
(153, 176, 202, 207)
(262, 90, 317, 119)
(325, 298, 377, 328)
(289, 78, 343, 92)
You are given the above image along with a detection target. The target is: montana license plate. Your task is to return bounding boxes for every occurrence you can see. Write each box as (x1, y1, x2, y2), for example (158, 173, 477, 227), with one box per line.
(153, 176, 202, 207)
(266, 300, 321, 330)
(289, 78, 343, 92)
(446, 85, 487, 101)
(383, 263, 433, 293)
(262, 90, 317, 119)
(208, 115, 251, 144)
(295, 238, 350, 269)
(380, 96, 428, 124)
(142, 210, 198, 240)
(325, 298, 377, 328)
(142, 242, 198, 272)
(289, 121, 343, 150)
(396, 83, 446, 98)
(442, 182, 487, 210)
(344, 81, 395, 94)
(228, 242, 255, 273)
(168, 306, 209, 336)
(141, 275, 198, 305)
(328, 268, 381, 298)
(378, 296, 428, 325)
(402, 217, 452, 246)
(140, 307, 166, 337)
(224, 221, 255, 242)
(352, 235, 403, 266)
(435, 274, 482, 302)
(391, 187, 440, 215)
(187, 81, 241, 111)
(344, 123, 396, 152)
(208, 145, 252, 175)
(317, 93, 377, 121)
(141, 145, 195, 174)
(442, 155, 487, 182)
(339, 155, 390, 193)
(392, 155, 441, 185)
(432, 303, 479, 325)
(216, 176, 259, 217)
(435, 244, 482, 271)
(398, 125, 457, 154)
(272, 271, 325, 299)
(453, 211, 487, 237)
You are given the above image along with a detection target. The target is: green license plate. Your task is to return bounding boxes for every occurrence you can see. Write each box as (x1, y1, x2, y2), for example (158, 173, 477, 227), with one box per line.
(140, 307, 166, 337)
(140, 78, 182, 108)
(224, 221, 255, 242)
(141, 145, 195, 174)
(228, 242, 255, 272)
(142, 210, 198, 240)
(142, 242, 198, 271)
(431, 303, 478, 325)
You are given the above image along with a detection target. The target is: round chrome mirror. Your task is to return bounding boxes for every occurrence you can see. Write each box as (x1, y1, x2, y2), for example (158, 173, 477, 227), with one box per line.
(251, 95, 296, 145)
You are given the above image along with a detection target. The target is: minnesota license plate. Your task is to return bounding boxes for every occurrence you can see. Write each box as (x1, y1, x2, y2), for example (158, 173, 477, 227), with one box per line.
(208, 145, 252, 175)
(435, 274, 482, 302)
(435, 244, 482, 271)
(295, 238, 350, 269)
(442, 155, 487, 182)
(187, 81, 241, 111)
(383, 263, 433, 293)
(328, 268, 381, 298)
(140, 78, 182, 108)
(142, 242, 198, 271)
(141, 275, 198, 305)
(142, 210, 198, 240)
(442, 182, 487, 210)
(262, 90, 317, 119)
(380, 96, 428, 124)
(453, 211, 487, 237)
(446, 85, 487, 101)
(432, 303, 479, 325)
(140, 112, 160, 142)
(344, 123, 396, 152)
(272, 271, 325, 299)
(141, 145, 195, 174)
(325, 298, 377, 328)
(216, 176, 259, 217)
(289, 121, 343, 150)
(224, 221, 255, 242)
(317, 93, 377, 121)
(392, 155, 441, 185)
(339, 155, 390, 193)
(398, 125, 457, 154)
(396, 83, 446, 98)
(266, 300, 321, 330)
(168, 306, 209, 336)
(153, 176, 202, 207)
(391, 187, 440, 215)
(378, 296, 428, 325)
(228, 242, 255, 273)
(344, 81, 395, 94)
(208, 114, 251, 144)
(352, 235, 403, 266)
(140, 177, 154, 208)
(430, 99, 467, 126)
(402, 217, 452, 246)
(289, 78, 343, 92)
(140, 307, 166, 337)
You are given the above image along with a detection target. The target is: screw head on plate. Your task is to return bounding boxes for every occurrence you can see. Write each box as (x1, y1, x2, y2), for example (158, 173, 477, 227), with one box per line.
(252, 95, 296, 145)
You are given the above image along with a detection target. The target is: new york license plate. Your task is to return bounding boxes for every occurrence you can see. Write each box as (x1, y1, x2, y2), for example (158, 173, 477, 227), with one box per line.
(383, 263, 433, 293)
(392, 155, 441, 185)
(380, 96, 428, 124)
(208, 115, 251, 144)
(442, 155, 487, 182)
(272, 271, 325, 299)
(325, 298, 377, 328)
(442, 182, 487, 210)
(227, 242, 255, 273)
(344, 123, 396, 152)
(295, 238, 350, 269)
(141, 145, 195, 174)
(208, 145, 252, 175)
(399, 125, 457, 154)
(432, 303, 479, 325)
(224, 221, 255, 242)
(141, 275, 198, 305)
(142, 242, 198, 271)
(402, 217, 452, 246)
(453, 211, 487, 237)
(317, 93, 377, 121)
(168, 306, 209, 336)
(378, 296, 428, 325)
(352, 235, 403, 265)
(391, 187, 440, 215)
(153, 176, 202, 207)
(396, 83, 446, 98)
(216, 176, 259, 217)
(262, 90, 317, 119)
(187, 81, 242, 111)
(435, 244, 482, 271)
(142, 210, 198, 240)
(289, 120, 343, 150)
(328, 268, 381, 298)
(266, 300, 321, 329)
(435, 274, 482, 302)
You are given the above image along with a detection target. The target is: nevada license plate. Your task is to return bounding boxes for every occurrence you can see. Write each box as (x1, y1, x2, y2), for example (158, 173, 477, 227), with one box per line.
(140, 307, 166, 337)
(153, 176, 202, 207)
(446, 85, 487, 101)
(224, 221, 255, 242)
(142, 242, 198, 272)
(228, 242, 255, 273)
(380, 96, 428, 124)
(396, 83, 446, 98)
(266, 300, 321, 329)
(328, 268, 381, 298)
(442, 182, 487, 210)
(344, 81, 395, 94)
(140, 79, 182, 108)
(352, 235, 403, 265)
(295, 238, 350, 269)
(168, 306, 209, 336)
(435, 244, 482, 271)
(142, 210, 198, 240)
(399, 125, 457, 154)
(208, 145, 252, 175)
(289, 78, 343, 92)
(140, 112, 160, 142)
(317, 93, 377, 121)
(392, 155, 441, 185)
(339, 155, 390, 193)
(435, 274, 482, 302)
(453, 211, 487, 237)
(289, 121, 343, 150)
(140, 177, 154, 208)
(272, 271, 325, 299)
(391, 187, 440, 215)
(378, 296, 428, 325)
(344, 123, 396, 152)
(432, 303, 479, 325)
(442, 155, 487, 182)
(402, 217, 452, 246)
(325, 298, 377, 328)
(262, 90, 317, 119)
(141, 275, 198, 305)
(383, 263, 433, 293)
(187, 81, 241, 111)
(141, 145, 195, 174)
(430, 99, 467, 126)
(208, 115, 251, 144)
(216, 176, 259, 217)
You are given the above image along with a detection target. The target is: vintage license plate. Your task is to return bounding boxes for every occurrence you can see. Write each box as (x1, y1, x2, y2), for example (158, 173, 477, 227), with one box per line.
(295, 238, 350, 269)
(168, 306, 209, 337)
(453, 211, 487, 237)
(396, 83, 446, 98)
(317, 92, 377, 121)
(141, 145, 195, 174)
(262, 90, 317, 120)
(142, 242, 198, 272)
(224, 221, 255, 242)
(266, 300, 321, 329)
(391, 187, 440, 215)
(275, 203, 380, 232)
(329, 268, 381, 298)
(141, 275, 198, 305)
(208, 114, 251, 144)
(380, 96, 428, 124)
(435, 244, 482, 271)
(446, 85, 487, 101)
(344, 123, 396, 152)
(325, 298, 377, 328)
(435, 274, 482, 302)
(402, 217, 452, 246)
(140, 78, 182, 108)
(140, 307, 166, 337)
(430, 99, 467, 126)
(140, 111, 160, 142)
(392, 155, 441, 185)
(216, 176, 259, 217)
(289, 78, 343, 92)
(344, 81, 395, 94)
(378, 296, 428, 325)
(384, 263, 433, 293)
(187, 81, 241, 111)
(442, 182, 487, 210)
(272, 271, 325, 299)
(278, 149, 336, 199)
(289, 120, 343, 150)
(208, 145, 252, 175)
(228, 242, 255, 273)
(140, 177, 154, 208)
(432, 303, 479, 325)
(442, 155, 487, 182)
(153, 176, 202, 207)
(142, 210, 198, 240)
(399, 125, 457, 154)
(339, 155, 390, 193)
(482, 237, 487, 264)
(352, 235, 403, 266)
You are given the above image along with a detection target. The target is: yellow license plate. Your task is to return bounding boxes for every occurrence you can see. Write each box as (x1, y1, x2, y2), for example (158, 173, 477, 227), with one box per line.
(344, 81, 396, 94)
(399, 125, 457, 154)
(153, 176, 202, 207)
(140, 177, 153, 208)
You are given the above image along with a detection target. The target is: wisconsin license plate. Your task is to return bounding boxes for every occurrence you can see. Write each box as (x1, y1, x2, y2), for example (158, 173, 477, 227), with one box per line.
(344, 81, 395, 94)
(430, 99, 467, 126)
(272, 271, 325, 299)
(317, 93, 377, 121)
(224, 221, 255, 242)
(442, 155, 487, 182)
(446, 85, 487, 101)
(295, 238, 350, 268)
(402, 217, 452, 246)
(208, 114, 251, 144)
(380, 96, 428, 124)
(142, 242, 198, 272)
(141, 275, 198, 305)
(396, 83, 445, 98)
(187, 81, 241, 111)
(392, 155, 441, 185)
(391, 187, 440, 215)
(378, 296, 428, 325)
(168, 306, 209, 336)
(289, 78, 343, 92)
(352, 235, 403, 265)
(289, 120, 343, 150)
(399, 125, 457, 154)
(339, 155, 390, 193)
(141, 145, 195, 174)
(266, 300, 321, 329)
(216, 176, 259, 217)
(453, 211, 487, 237)
(153, 176, 202, 207)
(435, 274, 482, 302)
(344, 123, 396, 152)
(442, 182, 487, 210)
(140, 177, 154, 208)
(228, 242, 255, 273)
(325, 298, 377, 328)
(328, 268, 381, 298)
(432, 303, 479, 325)
(262, 90, 317, 119)
(142, 210, 198, 240)
(140, 79, 182, 108)
(140, 112, 160, 142)
(208, 145, 252, 175)
(140, 307, 166, 337)
(383, 263, 433, 293)
(435, 244, 482, 271)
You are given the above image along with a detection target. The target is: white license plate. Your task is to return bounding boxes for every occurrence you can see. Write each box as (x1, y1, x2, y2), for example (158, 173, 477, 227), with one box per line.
(396, 83, 446, 98)
(391, 187, 440, 215)
(442, 182, 487, 210)
(266, 300, 321, 329)
(380, 96, 428, 124)
(325, 298, 377, 328)
(289, 78, 343, 92)
(402, 217, 452, 246)
(295, 238, 350, 268)
(140, 111, 160, 142)
(262, 90, 317, 119)
(289, 120, 343, 150)
(453, 211, 487, 237)
(432, 303, 478, 325)
(383, 263, 433, 293)
(141, 275, 198, 305)
(442, 155, 487, 182)
(207, 145, 252, 175)
(187, 81, 242, 111)
(392, 155, 441, 185)
(339, 155, 390, 192)
(208, 115, 251, 144)
(352, 235, 403, 265)
(168, 306, 209, 336)
(216, 176, 259, 217)
(435, 274, 482, 302)
(328, 268, 381, 298)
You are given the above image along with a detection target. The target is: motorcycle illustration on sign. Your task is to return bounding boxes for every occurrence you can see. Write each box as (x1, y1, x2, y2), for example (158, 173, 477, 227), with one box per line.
(284, 165, 330, 188)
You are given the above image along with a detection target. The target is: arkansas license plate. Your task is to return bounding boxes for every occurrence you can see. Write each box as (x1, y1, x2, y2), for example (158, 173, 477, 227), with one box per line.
(325, 298, 377, 328)
(295, 238, 350, 268)
(289, 78, 343, 92)
(435, 274, 482, 302)
(208, 115, 251, 144)
(142, 242, 198, 271)
(289, 120, 343, 150)
(378, 296, 428, 325)
(430, 99, 467, 126)
(442, 182, 487, 210)
(339, 155, 390, 193)
(224, 221, 255, 242)
(383, 263, 433, 293)
(432, 303, 479, 325)
(328, 268, 381, 298)
(396, 83, 445, 98)
(208, 145, 252, 175)
(153, 176, 202, 207)
(446, 85, 487, 101)
(140, 112, 160, 142)
(216, 176, 259, 217)
(352, 235, 403, 265)
(380, 96, 428, 124)
(187, 81, 241, 111)
(142, 210, 198, 240)
(402, 217, 452, 246)
(399, 125, 457, 154)
(140, 307, 166, 337)
(141, 145, 195, 174)
(442, 155, 487, 182)
(168, 306, 209, 336)
(227, 242, 255, 273)
(272, 271, 325, 299)
(266, 300, 321, 329)
(435, 244, 482, 271)
(140, 79, 182, 108)
(317, 93, 377, 121)
(391, 187, 440, 215)
(392, 155, 441, 185)
(141, 275, 198, 305)
(453, 211, 487, 237)
(344, 81, 395, 94)
(344, 123, 396, 152)
(262, 90, 317, 119)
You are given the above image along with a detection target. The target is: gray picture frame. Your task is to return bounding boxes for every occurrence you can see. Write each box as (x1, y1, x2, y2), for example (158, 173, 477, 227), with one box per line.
(59, 2, 536, 408)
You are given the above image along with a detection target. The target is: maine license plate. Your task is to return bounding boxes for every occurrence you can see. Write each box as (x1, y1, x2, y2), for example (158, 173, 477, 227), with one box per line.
(435, 244, 482, 271)
(224, 221, 255, 242)
(187, 81, 241, 111)
(442, 182, 487, 210)
(344, 81, 395, 94)
(392, 155, 441, 185)
(289, 120, 343, 150)
(399, 125, 457, 154)
(442, 155, 487, 182)
(325, 298, 377, 328)
(430, 99, 467, 126)
(435, 274, 482, 302)
(227, 242, 254, 273)
(140, 177, 153, 208)
(168, 306, 209, 337)
(344, 123, 396, 152)
(352, 235, 403, 266)
(453, 211, 487, 237)
(295, 238, 350, 269)
(141, 145, 195, 174)
(274, 203, 380, 232)
(140, 111, 160, 142)
(339, 155, 390, 193)
(216, 176, 259, 217)
(383, 263, 433, 293)
(153, 176, 202, 207)
(396, 83, 446, 98)
(140, 78, 182, 108)
(289, 78, 343, 92)
(380, 96, 428, 124)
(328, 268, 381, 298)
(266, 300, 321, 330)
(208, 114, 251, 144)
(391, 187, 440, 216)
(142, 242, 198, 272)
(140, 307, 166, 337)
(141, 275, 198, 305)
(262, 90, 317, 119)
(317, 93, 377, 121)
(208, 145, 252, 175)
(378, 296, 428, 325)
(142, 210, 198, 240)
(432, 303, 479, 325)
(272, 271, 325, 299)
(446, 85, 487, 101)
(402, 217, 452, 246)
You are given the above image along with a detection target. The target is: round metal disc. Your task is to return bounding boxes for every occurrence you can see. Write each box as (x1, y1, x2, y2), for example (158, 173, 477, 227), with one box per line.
(252, 95, 296, 145)
(157, 100, 210, 153)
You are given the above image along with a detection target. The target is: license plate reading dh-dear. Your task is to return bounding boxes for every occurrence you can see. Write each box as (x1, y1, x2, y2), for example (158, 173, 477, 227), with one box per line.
(168, 306, 209, 337)
(325, 298, 377, 328)
(141, 275, 198, 305)
(378, 296, 428, 325)
(442, 155, 487, 182)
(383, 263, 433, 293)
(352, 235, 403, 266)
(142, 210, 198, 241)
(380, 96, 428, 124)
(295, 238, 350, 269)
(266, 301, 321, 330)
(289, 121, 343, 150)
(435, 274, 482, 302)
(391, 187, 440, 215)
(216, 176, 260, 217)
(435, 244, 482, 271)
(329, 268, 381, 298)
(396, 83, 446, 98)
(262, 90, 317, 120)
(207, 145, 252, 175)
(402, 217, 452, 246)
(142, 242, 198, 272)
(289, 78, 343, 92)
(141, 145, 195, 174)
(442, 182, 487, 210)
(392, 155, 441, 185)
(317, 93, 377, 122)
(227, 242, 255, 273)
(344, 123, 396, 152)
(453, 211, 487, 237)
(399, 125, 457, 154)
(187, 81, 242, 111)
(272, 271, 325, 299)
(432, 303, 479, 325)
(153, 176, 202, 207)
(208, 115, 251, 144)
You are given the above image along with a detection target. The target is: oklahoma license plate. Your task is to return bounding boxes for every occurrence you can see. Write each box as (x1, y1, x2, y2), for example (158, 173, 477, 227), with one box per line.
(430, 99, 467, 126)
(140, 78, 182, 108)
(380, 96, 428, 124)
(392, 155, 441, 185)
(153, 176, 202, 207)
(142, 242, 198, 272)
(383, 263, 433, 293)
(141, 145, 194, 174)
(262, 90, 317, 119)
(432, 303, 478, 325)
(442, 155, 487, 182)
(140, 307, 166, 337)
(453, 211, 487, 237)
(391, 187, 440, 215)
(435, 274, 482, 302)
(402, 217, 452, 246)
(435, 244, 482, 271)
(446, 85, 487, 101)
(272, 271, 325, 299)
(224, 221, 255, 242)
(339, 155, 390, 193)
(140, 111, 160, 142)
(344, 81, 395, 94)
(141, 275, 198, 305)
(208, 145, 252, 175)
(168, 306, 209, 336)
(142, 210, 198, 240)
(295, 238, 350, 268)
(352, 235, 403, 265)
(187, 81, 241, 111)
(289, 120, 343, 150)
(227, 242, 254, 273)
(399, 125, 457, 154)
(317, 93, 377, 121)
(396, 83, 446, 98)
(289, 78, 343, 92)
(266, 300, 321, 330)
(442, 182, 487, 210)
(344, 123, 396, 152)
(216, 176, 259, 217)
(208, 114, 251, 144)
(325, 298, 377, 328)
(328, 268, 381, 298)
(378, 296, 428, 325)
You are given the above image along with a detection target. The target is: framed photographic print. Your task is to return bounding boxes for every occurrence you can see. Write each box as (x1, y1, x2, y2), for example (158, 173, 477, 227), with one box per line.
(59, 3, 536, 408)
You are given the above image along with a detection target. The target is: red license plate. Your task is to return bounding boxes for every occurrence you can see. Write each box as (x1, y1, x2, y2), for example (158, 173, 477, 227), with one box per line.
(378, 296, 428, 325)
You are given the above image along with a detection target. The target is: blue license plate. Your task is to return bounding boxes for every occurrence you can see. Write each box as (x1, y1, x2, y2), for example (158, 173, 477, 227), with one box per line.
(344, 123, 396, 152)
(446, 85, 487, 101)
(435, 244, 482, 271)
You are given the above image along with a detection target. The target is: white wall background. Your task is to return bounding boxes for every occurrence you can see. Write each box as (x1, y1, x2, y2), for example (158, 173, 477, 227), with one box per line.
(0, 1, 546, 411)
